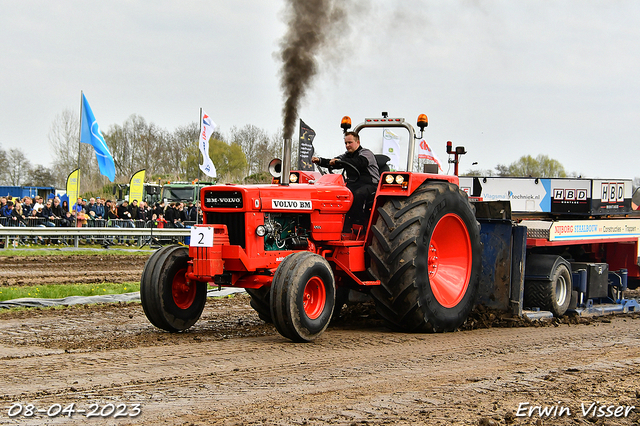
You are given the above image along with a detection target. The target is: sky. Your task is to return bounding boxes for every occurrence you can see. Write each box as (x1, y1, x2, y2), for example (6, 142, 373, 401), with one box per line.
(1, 1, 640, 180)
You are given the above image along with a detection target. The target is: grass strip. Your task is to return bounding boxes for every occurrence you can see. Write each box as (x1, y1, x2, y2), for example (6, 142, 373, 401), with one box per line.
(0, 247, 155, 256)
(0, 282, 141, 301)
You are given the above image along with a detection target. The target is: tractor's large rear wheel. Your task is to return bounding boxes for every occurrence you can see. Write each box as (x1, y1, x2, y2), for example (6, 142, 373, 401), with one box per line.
(368, 181, 481, 332)
(140, 245, 207, 332)
(270, 252, 335, 342)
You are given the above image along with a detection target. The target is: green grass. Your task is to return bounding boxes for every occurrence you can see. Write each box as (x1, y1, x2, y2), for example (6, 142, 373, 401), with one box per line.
(0, 247, 155, 256)
(0, 282, 140, 302)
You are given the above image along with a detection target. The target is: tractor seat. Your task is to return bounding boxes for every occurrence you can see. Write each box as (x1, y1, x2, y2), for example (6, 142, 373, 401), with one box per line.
(375, 154, 390, 176)
(357, 155, 391, 231)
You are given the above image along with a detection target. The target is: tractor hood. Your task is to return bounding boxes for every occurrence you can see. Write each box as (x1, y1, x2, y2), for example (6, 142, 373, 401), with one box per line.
(200, 173, 352, 214)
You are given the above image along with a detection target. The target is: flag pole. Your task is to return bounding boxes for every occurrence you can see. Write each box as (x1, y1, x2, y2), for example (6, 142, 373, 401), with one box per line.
(75, 90, 83, 226)
(199, 108, 203, 183)
(78, 91, 83, 189)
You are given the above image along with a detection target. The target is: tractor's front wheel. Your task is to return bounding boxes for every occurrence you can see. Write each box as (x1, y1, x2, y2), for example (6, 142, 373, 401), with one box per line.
(140, 245, 207, 332)
(368, 181, 482, 332)
(270, 252, 335, 342)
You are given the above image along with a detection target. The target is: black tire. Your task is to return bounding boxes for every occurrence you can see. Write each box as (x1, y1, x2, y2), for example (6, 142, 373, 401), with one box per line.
(246, 287, 272, 323)
(270, 252, 335, 342)
(368, 181, 481, 332)
(140, 245, 177, 329)
(524, 263, 572, 316)
(140, 245, 207, 332)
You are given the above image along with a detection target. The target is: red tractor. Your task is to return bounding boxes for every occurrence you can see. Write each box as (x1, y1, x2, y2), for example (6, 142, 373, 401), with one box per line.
(141, 114, 482, 342)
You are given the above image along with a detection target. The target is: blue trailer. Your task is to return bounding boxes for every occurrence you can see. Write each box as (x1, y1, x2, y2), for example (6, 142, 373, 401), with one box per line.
(0, 186, 56, 201)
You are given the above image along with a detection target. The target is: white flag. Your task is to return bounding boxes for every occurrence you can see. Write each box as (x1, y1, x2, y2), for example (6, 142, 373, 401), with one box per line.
(418, 139, 443, 171)
(382, 129, 400, 171)
(199, 110, 217, 178)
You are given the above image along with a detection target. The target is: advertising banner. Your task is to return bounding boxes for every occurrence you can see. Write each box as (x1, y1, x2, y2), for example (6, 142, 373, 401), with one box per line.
(65, 169, 79, 212)
(129, 169, 146, 204)
(298, 119, 315, 171)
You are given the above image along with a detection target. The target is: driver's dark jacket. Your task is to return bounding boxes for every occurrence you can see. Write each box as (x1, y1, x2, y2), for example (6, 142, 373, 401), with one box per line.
(318, 146, 379, 187)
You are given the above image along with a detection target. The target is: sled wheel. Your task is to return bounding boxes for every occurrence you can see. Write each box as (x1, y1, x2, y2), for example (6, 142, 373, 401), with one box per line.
(270, 252, 335, 342)
(140, 245, 206, 332)
(368, 181, 481, 332)
(246, 287, 272, 323)
(524, 263, 572, 316)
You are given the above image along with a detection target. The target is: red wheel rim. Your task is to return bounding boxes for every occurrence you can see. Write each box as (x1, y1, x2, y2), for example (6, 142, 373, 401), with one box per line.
(303, 277, 326, 320)
(172, 268, 196, 309)
(428, 213, 472, 308)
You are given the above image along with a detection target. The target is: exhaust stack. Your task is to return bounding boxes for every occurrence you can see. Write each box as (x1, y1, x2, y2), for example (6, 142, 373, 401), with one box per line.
(281, 138, 292, 185)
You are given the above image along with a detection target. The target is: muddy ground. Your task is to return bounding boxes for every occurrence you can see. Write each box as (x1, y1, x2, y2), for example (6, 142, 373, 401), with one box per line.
(0, 253, 149, 287)
(0, 254, 639, 425)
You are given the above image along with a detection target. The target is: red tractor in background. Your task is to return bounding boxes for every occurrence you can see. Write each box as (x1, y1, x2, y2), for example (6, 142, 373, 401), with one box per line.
(141, 113, 482, 342)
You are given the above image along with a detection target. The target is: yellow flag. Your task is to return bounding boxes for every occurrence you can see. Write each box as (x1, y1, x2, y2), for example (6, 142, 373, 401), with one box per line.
(129, 169, 146, 203)
(66, 169, 80, 212)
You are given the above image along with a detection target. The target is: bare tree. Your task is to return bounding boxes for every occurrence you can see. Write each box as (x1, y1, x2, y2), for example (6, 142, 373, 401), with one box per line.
(266, 129, 285, 171)
(104, 114, 170, 181)
(49, 107, 299, 192)
(5, 149, 32, 186)
(229, 125, 271, 176)
(0, 146, 7, 184)
(24, 166, 56, 187)
(48, 108, 97, 190)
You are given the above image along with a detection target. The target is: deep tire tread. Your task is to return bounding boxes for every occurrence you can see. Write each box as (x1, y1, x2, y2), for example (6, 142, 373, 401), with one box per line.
(524, 264, 572, 316)
(368, 181, 481, 333)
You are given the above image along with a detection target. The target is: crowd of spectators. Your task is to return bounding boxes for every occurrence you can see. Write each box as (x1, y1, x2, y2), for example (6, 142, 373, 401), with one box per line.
(0, 195, 202, 228)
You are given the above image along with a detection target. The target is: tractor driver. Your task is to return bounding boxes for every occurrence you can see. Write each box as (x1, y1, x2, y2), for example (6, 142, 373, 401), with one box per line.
(312, 131, 379, 232)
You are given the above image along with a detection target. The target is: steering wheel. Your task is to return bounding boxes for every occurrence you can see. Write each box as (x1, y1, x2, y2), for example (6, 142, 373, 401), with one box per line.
(328, 160, 360, 183)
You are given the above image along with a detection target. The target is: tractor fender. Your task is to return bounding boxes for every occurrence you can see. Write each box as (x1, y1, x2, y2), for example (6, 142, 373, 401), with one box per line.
(524, 254, 571, 282)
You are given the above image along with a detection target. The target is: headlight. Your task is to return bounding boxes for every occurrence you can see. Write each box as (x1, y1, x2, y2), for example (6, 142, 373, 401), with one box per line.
(256, 225, 266, 237)
(385, 174, 395, 184)
(289, 173, 298, 183)
(395, 175, 404, 184)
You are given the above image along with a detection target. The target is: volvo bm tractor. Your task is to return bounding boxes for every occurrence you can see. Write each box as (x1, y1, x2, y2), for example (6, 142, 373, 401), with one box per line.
(141, 113, 482, 341)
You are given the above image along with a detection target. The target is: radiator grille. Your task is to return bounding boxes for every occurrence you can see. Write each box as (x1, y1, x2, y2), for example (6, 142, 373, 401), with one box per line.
(205, 212, 245, 248)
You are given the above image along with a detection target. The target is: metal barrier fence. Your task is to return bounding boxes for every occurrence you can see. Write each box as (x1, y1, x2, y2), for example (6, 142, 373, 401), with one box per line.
(0, 217, 197, 229)
(0, 220, 192, 249)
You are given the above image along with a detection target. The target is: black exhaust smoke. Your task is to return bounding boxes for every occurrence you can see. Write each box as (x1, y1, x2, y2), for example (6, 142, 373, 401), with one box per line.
(278, 0, 350, 140)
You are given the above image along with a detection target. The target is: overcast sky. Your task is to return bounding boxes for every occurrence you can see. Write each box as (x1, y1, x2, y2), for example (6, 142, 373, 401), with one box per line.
(1, 1, 639, 180)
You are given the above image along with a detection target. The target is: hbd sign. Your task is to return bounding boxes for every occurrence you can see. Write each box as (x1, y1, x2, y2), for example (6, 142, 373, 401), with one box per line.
(601, 182, 624, 203)
(553, 188, 588, 201)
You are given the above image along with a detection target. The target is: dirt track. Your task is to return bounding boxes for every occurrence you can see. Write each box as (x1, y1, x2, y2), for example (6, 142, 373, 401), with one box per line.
(0, 254, 148, 287)
(0, 254, 639, 425)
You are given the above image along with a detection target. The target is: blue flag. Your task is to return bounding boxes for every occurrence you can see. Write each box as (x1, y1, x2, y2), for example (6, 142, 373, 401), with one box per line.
(80, 93, 115, 182)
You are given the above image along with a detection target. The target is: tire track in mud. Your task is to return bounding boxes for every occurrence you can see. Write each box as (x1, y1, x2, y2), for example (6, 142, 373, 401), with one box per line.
(1, 317, 639, 425)
(0, 254, 149, 287)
